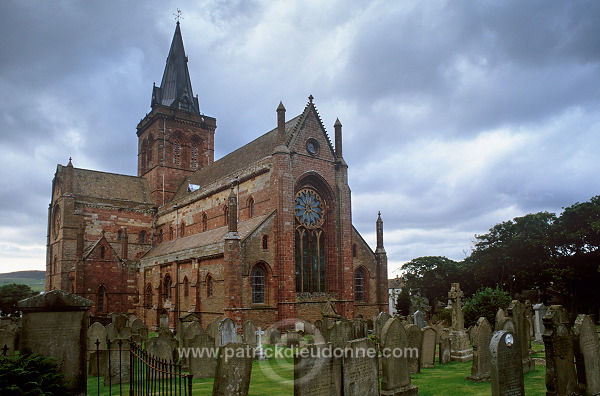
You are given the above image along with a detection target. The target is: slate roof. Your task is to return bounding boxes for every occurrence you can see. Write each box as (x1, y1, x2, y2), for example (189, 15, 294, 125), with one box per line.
(142, 212, 272, 261)
(67, 166, 152, 204)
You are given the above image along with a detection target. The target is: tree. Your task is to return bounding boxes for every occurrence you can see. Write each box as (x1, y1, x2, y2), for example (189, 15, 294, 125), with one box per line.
(401, 256, 463, 307)
(0, 351, 68, 395)
(0, 284, 37, 315)
(462, 287, 511, 328)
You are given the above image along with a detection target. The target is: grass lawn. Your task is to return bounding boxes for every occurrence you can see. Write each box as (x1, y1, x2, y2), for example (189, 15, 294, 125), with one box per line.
(87, 345, 547, 395)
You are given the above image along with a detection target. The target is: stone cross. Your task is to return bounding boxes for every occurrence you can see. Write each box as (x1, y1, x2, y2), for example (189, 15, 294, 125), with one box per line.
(255, 327, 266, 360)
(448, 283, 464, 331)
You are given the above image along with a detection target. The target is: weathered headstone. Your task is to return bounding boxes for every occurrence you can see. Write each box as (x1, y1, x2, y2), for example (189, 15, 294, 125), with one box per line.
(213, 342, 253, 396)
(490, 330, 525, 396)
(374, 311, 391, 340)
(243, 320, 257, 348)
(269, 328, 281, 346)
(17, 290, 92, 395)
(219, 318, 237, 346)
(495, 308, 506, 332)
(146, 334, 176, 362)
(532, 303, 547, 344)
(352, 318, 367, 339)
(467, 317, 493, 382)
(313, 328, 325, 344)
(342, 338, 379, 396)
(206, 316, 222, 345)
(106, 322, 118, 342)
(159, 313, 169, 330)
(380, 318, 418, 395)
(119, 326, 132, 339)
(87, 321, 107, 355)
(188, 332, 217, 379)
(404, 324, 422, 374)
(413, 310, 425, 329)
(439, 333, 452, 365)
(448, 283, 472, 362)
(573, 314, 600, 396)
(543, 305, 578, 396)
(111, 313, 128, 333)
(329, 320, 352, 349)
(449, 283, 464, 331)
(287, 331, 302, 348)
(255, 327, 266, 360)
(507, 300, 534, 373)
(421, 326, 437, 368)
(104, 338, 130, 385)
(294, 343, 336, 396)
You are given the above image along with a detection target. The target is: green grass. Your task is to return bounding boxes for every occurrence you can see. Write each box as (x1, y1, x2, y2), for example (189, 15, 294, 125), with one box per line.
(87, 346, 546, 395)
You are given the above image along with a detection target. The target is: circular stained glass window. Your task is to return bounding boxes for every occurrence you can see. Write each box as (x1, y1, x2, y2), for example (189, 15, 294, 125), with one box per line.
(295, 189, 324, 228)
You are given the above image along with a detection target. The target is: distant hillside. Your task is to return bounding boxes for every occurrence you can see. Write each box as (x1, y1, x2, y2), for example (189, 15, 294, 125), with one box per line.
(0, 270, 45, 280)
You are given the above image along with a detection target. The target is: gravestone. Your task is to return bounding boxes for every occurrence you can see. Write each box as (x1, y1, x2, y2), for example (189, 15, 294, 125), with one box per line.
(329, 320, 353, 349)
(322, 301, 340, 341)
(439, 333, 452, 365)
(502, 318, 515, 332)
(374, 311, 391, 340)
(295, 320, 305, 334)
(207, 316, 222, 345)
(467, 326, 475, 345)
(106, 322, 117, 342)
(104, 338, 130, 385)
(213, 342, 253, 396)
(342, 338, 379, 396)
(495, 308, 506, 332)
(352, 318, 367, 339)
(573, 314, 600, 396)
(467, 317, 493, 382)
(490, 330, 525, 396)
(119, 326, 132, 339)
(448, 283, 473, 362)
(532, 303, 547, 344)
(507, 300, 534, 373)
(111, 313, 128, 333)
(255, 327, 266, 360)
(313, 328, 326, 344)
(380, 318, 418, 395)
(524, 300, 533, 340)
(294, 343, 335, 396)
(404, 324, 422, 374)
(219, 318, 237, 346)
(87, 321, 107, 355)
(17, 290, 92, 395)
(543, 305, 578, 396)
(269, 328, 281, 346)
(243, 320, 257, 348)
(287, 331, 302, 348)
(413, 310, 425, 329)
(146, 334, 176, 362)
(188, 332, 217, 378)
(180, 321, 204, 368)
(159, 313, 169, 330)
(421, 326, 437, 368)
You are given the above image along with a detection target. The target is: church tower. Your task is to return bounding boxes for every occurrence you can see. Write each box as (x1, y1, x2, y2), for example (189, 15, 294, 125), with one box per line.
(136, 21, 216, 206)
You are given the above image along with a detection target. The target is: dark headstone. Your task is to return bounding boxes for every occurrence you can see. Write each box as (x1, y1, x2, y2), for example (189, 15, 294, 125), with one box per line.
(490, 330, 524, 396)
(17, 290, 92, 395)
(342, 338, 379, 396)
(212, 342, 253, 396)
(507, 300, 534, 373)
(352, 318, 367, 339)
(269, 328, 281, 346)
(543, 305, 578, 396)
(188, 332, 217, 379)
(381, 318, 418, 395)
(421, 326, 437, 368)
(294, 343, 336, 396)
(287, 331, 302, 348)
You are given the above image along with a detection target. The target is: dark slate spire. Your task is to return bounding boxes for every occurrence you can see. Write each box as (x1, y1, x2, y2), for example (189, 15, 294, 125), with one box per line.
(151, 22, 200, 114)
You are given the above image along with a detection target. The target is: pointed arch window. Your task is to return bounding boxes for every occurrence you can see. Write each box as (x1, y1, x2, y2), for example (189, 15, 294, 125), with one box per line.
(183, 276, 189, 298)
(191, 144, 198, 170)
(252, 265, 266, 304)
(145, 283, 153, 308)
(180, 222, 185, 237)
(158, 229, 163, 243)
(147, 134, 153, 164)
(140, 231, 147, 244)
(248, 198, 255, 218)
(169, 227, 174, 240)
(141, 139, 148, 174)
(202, 213, 208, 232)
(354, 268, 367, 302)
(163, 275, 172, 300)
(262, 235, 269, 250)
(206, 274, 213, 297)
(223, 206, 229, 226)
(294, 188, 326, 293)
(97, 285, 107, 312)
(352, 243, 358, 258)
(100, 246, 106, 259)
(173, 140, 181, 166)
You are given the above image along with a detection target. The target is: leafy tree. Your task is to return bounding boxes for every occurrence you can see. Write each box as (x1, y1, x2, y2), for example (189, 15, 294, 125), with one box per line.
(462, 287, 512, 328)
(401, 256, 463, 306)
(395, 287, 410, 316)
(0, 284, 37, 315)
(0, 351, 69, 395)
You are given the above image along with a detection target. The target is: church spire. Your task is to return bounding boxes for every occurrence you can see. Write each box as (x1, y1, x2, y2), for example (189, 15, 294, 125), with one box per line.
(151, 21, 200, 114)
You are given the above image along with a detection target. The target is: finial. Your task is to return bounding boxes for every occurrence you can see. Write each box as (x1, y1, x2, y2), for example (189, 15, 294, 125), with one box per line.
(174, 9, 183, 23)
(308, 95, 314, 104)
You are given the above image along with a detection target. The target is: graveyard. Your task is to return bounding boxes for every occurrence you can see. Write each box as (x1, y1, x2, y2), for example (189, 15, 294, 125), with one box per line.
(0, 284, 598, 395)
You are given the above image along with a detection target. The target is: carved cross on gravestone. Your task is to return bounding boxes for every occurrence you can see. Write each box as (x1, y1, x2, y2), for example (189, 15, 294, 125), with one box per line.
(448, 283, 464, 331)
(255, 327, 266, 360)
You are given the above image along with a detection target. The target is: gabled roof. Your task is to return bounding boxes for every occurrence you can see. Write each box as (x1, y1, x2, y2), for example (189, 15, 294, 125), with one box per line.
(151, 22, 200, 114)
(63, 166, 152, 204)
(141, 212, 273, 262)
(82, 235, 120, 261)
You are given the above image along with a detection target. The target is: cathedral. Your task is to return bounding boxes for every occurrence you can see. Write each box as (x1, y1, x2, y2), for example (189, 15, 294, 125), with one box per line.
(46, 22, 389, 330)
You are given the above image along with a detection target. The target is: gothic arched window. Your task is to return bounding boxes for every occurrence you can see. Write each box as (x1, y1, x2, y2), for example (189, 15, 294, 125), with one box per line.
(183, 276, 189, 298)
(202, 213, 208, 232)
(248, 198, 255, 218)
(180, 222, 185, 237)
(145, 283, 153, 308)
(173, 140, 181, 166)
(223, 206, 229, 226)
(97, 285, 107, 312)
(206, 274, 213, 297)
(262, 235, 268, 250)
(354, 268, 366, 301)
(252, 265, 266, 303)
(163, 275, 172, 300)
(294, 188, 326, 293)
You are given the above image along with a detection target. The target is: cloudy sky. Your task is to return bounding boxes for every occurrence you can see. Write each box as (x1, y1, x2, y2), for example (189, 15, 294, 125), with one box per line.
(1, 1, 599, 276)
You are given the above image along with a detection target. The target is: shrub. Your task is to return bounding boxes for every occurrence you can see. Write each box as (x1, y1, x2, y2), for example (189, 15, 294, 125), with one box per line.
(0, 351, 69, 395)
(462, 287, 512, 328)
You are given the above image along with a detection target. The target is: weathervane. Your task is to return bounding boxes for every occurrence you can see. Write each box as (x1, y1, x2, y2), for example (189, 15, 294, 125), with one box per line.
(174, 9, 183, 23)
